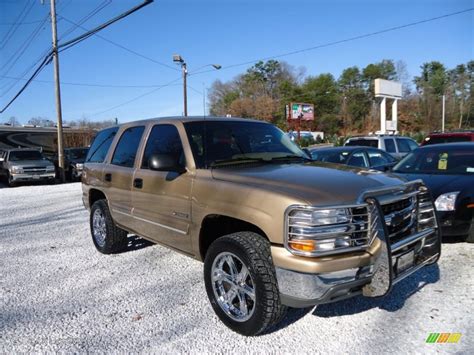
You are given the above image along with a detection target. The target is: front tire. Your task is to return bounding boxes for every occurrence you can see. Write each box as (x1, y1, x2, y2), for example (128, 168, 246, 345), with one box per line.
(7, 172, 16, 187)
(465, 217, 474, 243)
(90, 199, 128, 254)
(204, 232, 287, 336)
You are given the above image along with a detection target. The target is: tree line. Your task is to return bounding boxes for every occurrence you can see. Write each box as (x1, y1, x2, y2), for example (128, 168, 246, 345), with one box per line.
(208, 59, 473, 136)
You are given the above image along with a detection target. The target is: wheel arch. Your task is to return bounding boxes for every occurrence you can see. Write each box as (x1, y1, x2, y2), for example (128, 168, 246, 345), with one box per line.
(199, 214, 269, 260)
(89, 188, 107, 208)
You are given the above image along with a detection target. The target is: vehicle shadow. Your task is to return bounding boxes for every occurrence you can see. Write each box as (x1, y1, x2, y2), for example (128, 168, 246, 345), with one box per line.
(442, 235, 466, 244)
(122, 234, 154, 252)
(313, 263, 440, 318)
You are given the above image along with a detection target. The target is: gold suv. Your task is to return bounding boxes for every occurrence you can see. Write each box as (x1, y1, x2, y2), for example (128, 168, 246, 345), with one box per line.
(82, 117, 441, 336)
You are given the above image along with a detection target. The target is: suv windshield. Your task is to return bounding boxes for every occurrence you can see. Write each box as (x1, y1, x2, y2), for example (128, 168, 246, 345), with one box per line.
(184, 121, 307, 168)
(393, 147, 474, 175)
(9, 150, 44, 161)
(67, 148, 88, 160)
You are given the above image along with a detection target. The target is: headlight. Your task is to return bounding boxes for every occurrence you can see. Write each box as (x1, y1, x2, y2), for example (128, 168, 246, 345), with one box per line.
(434, 192, 459, 211)
(10, 166, 23, 174)
(286, 205, 370, 256)
(46, 166, 55, 172)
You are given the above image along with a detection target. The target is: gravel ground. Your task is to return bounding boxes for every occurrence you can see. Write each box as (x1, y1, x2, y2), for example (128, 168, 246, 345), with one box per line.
(0, 182, 472, 354)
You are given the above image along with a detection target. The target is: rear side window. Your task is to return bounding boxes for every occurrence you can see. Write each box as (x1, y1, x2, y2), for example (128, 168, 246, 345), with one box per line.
(111, 126, 145, 167)
(141, 124, 184, 169)
(86, 127, 118, 163)
(367, 149, 396, 166)
(346, 139, 378, 148)
(396, 138, 413, 153)
(347, 151, 369, 168)
(384, 138, 396, 153)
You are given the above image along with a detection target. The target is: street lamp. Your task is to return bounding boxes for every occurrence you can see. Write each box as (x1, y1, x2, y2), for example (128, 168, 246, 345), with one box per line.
(173, 54, 221, 116)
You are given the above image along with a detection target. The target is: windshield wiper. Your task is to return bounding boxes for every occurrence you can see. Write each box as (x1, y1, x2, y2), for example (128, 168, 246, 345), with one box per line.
(210, 157, 267, 168)
(269, 155, 312, 162)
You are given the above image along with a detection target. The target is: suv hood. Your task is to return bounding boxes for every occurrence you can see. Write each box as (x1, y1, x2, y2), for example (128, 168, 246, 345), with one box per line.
(211, 162, 407, 206)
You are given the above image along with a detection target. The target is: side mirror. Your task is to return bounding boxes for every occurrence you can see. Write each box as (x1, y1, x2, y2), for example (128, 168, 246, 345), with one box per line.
(149, 154, 185, 173)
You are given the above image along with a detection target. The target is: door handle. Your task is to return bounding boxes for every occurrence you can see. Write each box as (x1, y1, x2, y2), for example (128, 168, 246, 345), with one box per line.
(133, 178, 143, 189)
(104, 173, 112, 182)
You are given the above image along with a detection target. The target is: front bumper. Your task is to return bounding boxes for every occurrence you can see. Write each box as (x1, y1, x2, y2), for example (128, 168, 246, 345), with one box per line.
(437, 210, 471, 237)
(275, 182, 441, 308)
(11, 172, 55, 182)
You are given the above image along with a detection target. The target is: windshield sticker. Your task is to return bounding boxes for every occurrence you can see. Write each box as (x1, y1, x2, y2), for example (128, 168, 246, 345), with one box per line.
(467, 167, 474, 173)
(438, 153, 448, 170)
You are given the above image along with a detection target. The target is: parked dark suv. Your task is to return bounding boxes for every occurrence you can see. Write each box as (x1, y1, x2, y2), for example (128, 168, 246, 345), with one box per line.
(422, 131, 474, 146)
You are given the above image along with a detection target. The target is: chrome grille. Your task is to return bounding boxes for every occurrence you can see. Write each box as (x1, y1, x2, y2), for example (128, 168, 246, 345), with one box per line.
(381, 196, 417, 244)
(22, 166, 47, 173)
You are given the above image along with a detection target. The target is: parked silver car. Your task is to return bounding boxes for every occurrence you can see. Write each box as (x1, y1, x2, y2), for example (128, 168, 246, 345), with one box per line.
(0, 148, 55, 187)
(345, 135, 418, 160)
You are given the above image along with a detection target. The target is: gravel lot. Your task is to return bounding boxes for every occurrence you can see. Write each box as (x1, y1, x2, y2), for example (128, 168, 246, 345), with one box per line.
(0, 182, 472, 353)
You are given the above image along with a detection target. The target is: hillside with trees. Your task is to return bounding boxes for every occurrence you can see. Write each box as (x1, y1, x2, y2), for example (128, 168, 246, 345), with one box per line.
(208, 59, 473, 137)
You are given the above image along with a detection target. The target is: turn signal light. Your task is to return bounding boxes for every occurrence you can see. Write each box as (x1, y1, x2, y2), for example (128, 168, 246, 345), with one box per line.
(288, 240, 316, 252)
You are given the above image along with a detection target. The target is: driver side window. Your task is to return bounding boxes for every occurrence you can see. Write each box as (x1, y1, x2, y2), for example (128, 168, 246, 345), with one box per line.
(142, 124, 184, 169)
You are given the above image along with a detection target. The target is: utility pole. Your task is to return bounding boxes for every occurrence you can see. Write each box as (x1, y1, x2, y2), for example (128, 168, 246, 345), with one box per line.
(202, 83, 206, 117)
(442, 94, 446, 132)
(182, 62, 188, 116)
(49, 0, 65, 182)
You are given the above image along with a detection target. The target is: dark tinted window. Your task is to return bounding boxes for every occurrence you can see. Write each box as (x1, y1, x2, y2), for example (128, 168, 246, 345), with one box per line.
(66, 148, 88, 160)
(346, 139, 378, 148)
(311, 150, 352, 164)
(111, 126, 145, 167)
(384, 138, 396, 153)
(424, 136, 471, 145)
(367, 149, 396, 166)
(86, 127, 118, 163)
(396, 138, 413, 153)
(142, 125, 184, 169)
(347, 151, 369, 168)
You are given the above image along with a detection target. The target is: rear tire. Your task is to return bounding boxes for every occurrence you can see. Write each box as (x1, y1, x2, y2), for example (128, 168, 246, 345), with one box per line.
(204, 232, 287, 336)
(90, 199, 128, 254)
(465, 218, 474, 243)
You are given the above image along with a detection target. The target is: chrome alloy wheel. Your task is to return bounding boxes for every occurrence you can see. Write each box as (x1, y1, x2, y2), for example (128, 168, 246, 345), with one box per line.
(211, 252, 256, 322)
(92, 209, 107, 247)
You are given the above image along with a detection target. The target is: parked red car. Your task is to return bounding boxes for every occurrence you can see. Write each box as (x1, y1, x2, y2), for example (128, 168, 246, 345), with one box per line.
(422, 131, 474, 146)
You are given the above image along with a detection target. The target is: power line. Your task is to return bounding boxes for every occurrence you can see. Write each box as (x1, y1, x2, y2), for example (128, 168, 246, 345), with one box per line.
(87, 77, 183, 118)
(1, 0, 155, 114)
(58, 0, 111, 41)
(1, 0, 35, 49)
(0, 0, 107, 96)
(0, 74, 179, 88)
(0, 20, 46, 25)
(191, 7, 474, 76)
(0, 52, 53, 113)
(1, 13, 50, 78)
(58, 15, 179, 72)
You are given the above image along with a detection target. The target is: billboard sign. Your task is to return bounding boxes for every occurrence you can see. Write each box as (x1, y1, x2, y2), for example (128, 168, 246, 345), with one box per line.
(290, 103, 314, 120)
(374, 79, 402, 98)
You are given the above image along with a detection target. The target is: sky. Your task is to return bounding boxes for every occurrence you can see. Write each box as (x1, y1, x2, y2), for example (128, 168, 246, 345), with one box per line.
(0, 0, 473, 124)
